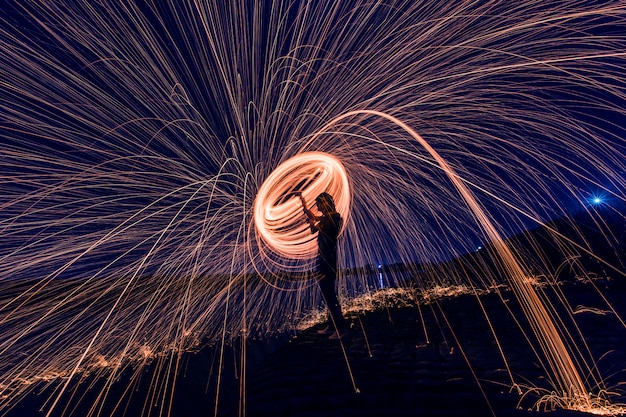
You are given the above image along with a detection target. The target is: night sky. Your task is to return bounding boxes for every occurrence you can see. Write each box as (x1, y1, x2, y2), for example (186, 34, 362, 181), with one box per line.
(0, 1, 625, 415)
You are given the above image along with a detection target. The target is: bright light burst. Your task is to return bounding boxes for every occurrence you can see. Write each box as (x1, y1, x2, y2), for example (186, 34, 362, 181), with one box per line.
(254, 151, 350, 262)
(0, 1, 625, 416)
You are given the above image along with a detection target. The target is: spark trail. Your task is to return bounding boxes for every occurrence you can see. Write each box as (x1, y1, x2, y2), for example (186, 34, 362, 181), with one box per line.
(0, 1, 625, 416)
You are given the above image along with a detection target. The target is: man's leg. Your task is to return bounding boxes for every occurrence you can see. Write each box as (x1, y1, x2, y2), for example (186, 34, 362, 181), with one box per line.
(318, 271, 345, 333)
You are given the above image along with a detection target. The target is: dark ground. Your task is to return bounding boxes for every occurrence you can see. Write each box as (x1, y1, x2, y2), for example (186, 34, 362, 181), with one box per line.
(10, 279, 625, 417)
(232, 282, 626, 417)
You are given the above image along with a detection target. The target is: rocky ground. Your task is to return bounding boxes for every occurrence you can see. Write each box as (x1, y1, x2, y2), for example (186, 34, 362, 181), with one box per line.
(217, 281, 626, 417)
(7, 281, 626, 417)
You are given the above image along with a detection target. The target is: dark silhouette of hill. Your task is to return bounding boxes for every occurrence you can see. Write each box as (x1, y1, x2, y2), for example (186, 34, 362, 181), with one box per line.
(509, 202, 625, 279)
(406, 201, 626, 289)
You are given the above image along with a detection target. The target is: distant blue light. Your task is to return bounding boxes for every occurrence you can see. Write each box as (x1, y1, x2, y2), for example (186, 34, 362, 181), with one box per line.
(588, 194, 606, 207)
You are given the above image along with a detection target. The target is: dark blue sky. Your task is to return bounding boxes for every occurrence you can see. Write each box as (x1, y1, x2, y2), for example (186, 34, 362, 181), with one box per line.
(1, 1, 625, 274)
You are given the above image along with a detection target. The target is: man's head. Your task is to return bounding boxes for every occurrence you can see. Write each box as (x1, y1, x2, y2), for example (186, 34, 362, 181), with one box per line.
(315, 192, 336, 214)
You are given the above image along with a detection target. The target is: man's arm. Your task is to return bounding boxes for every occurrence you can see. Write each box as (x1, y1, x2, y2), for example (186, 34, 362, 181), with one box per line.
(295, 192, 318, 233)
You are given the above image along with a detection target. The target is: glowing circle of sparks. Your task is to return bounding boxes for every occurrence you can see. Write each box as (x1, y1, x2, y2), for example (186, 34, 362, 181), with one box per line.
(254, 152, 350, 260)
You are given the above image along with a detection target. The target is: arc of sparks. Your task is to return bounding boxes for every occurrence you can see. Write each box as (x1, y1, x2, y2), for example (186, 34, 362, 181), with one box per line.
(306, 109, 591, 409)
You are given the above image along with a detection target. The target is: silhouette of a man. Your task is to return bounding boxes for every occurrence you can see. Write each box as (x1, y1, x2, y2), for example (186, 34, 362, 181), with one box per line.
(297, 191, 346, 337)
